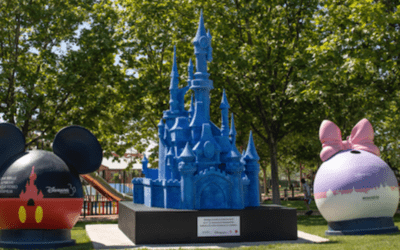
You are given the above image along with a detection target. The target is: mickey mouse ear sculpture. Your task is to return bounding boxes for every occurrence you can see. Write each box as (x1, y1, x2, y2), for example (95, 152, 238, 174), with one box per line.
(0, 123, 25, 168)
(53, 125, 103, 174)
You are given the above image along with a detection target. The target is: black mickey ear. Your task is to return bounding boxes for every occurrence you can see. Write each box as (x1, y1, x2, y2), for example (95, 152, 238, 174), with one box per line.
(0, 123, 25, 168)
(53, 125, 103, 174)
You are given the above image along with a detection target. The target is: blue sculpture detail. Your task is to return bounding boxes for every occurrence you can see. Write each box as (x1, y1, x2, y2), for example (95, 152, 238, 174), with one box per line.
(132, 11, 260, 210)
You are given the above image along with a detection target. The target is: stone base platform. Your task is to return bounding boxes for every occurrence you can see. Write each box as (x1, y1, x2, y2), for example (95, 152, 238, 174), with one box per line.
(118, 201, 297, 244)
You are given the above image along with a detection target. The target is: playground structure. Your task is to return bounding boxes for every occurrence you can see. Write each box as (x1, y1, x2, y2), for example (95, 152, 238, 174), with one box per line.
(80, 172, 133, 216)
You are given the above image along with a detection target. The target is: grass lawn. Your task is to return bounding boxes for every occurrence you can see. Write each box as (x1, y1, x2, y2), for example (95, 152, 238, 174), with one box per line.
(263, 200, 319, 211)
(2, 209, 400, 249)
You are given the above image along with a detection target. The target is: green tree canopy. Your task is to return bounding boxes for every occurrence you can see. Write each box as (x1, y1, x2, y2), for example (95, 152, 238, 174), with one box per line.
(301, 0, 400, 172)
(0, 0, 132, 156)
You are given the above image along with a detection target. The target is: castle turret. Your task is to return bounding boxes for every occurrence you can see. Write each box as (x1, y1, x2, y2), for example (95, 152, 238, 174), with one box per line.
(178, 143, 196, 209)
(220, 90, 230, 137)
(142, 154, 149, 177)
(188, 94, 195, 122)
(243, 131, 260, 207)
(230, 113, 237, 145)
(225, 143, 244, 209)
(163, 45, 183, 161)
(170, 117, 190, 157)
(166, 147, 177, 179)
(158, 119, 169, 179)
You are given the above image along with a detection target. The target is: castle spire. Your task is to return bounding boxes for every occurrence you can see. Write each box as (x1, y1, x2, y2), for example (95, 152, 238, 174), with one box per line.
(220, 90, 230, 137)
(243, 131, 260, 207)
(244, 131, 260, 161)
(193, 10, 207, 46)
(206, 29, 213, 62)
(170, 45, 179, 90)
(169, 45, 179, 111)
(220, 89, 230, 109)
(142, 154, 148, 164)
(226, 143, 242, 162)
(191, 9, 212, 76)
(187, 58, 194, 87)
(179, 142, 195, 162)
(142, 154, 149, 177)
(229, 113, 237, 144)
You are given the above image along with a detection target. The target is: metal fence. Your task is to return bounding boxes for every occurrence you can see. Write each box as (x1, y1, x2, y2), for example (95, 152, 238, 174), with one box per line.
(81, 201, 119, 217)
(84, 195, 110, 202)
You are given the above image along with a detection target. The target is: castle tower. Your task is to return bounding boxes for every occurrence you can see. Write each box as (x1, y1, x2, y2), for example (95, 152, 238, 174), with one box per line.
(217, 90, 233, 163)
(243, 131, 260, 207)
(178, 143, 196, 209)
(189, 10, 213, 143)
(225, 144, 244, 209)
(170, 116, 190, 181)
(166, 147, 177, 179)
(142, 154, 149, 177)
(157, 119, 171, 179)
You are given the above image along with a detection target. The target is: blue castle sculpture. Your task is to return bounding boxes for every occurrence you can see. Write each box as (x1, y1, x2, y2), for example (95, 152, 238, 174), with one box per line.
(132, 11, 260, 210)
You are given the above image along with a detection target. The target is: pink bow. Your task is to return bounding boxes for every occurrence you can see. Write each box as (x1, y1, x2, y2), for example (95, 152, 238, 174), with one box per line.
(319, 118, 380, 162)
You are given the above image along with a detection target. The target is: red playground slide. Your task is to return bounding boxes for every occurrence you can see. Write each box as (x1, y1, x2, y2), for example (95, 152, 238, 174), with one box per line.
(81, 174, 124, 201)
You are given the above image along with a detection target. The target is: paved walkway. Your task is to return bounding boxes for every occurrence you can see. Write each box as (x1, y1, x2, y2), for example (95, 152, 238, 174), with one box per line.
(85, 224, 329, 249)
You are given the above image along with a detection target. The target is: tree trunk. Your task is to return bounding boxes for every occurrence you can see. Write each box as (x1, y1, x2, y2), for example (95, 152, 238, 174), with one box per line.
(268, 137, 281, 205)
(287, 170, 291, 188)
(299, 163, 303, 190)
(261, 163, 268, 195)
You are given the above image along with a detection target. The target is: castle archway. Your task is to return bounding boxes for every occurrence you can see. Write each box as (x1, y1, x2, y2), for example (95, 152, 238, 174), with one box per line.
(194, 173, 232, 209)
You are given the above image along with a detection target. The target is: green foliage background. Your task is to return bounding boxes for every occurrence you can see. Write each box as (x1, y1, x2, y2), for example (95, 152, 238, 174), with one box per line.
(1, 0, 399, 203)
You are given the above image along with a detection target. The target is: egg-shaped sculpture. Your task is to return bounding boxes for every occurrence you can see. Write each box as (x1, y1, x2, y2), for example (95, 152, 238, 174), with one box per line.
(315, 119, 399, 235)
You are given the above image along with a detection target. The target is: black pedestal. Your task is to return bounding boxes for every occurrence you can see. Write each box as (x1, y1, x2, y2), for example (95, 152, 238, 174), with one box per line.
(0, 229, 75, 249)
(118, 201, 297, 244)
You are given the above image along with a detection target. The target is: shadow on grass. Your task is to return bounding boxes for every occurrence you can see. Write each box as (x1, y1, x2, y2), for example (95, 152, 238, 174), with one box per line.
(297, 211, 400, 225)
(74, 220, 118, 228)
(316, 240, 340, 245)
(297, 215, 328, 226)
(393, 214, 400, 223)
(263, 200, 318, 211)
(61, 242, 94, 250)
